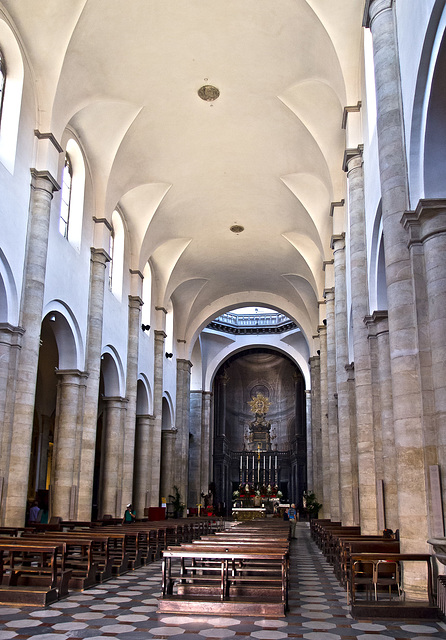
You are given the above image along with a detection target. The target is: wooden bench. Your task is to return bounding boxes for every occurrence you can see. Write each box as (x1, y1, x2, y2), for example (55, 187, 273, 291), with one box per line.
(345, 540, 401, 602)
(0, 542, 70, 605)
(159, 544, 289, 617)
(349, 552, 436, 619)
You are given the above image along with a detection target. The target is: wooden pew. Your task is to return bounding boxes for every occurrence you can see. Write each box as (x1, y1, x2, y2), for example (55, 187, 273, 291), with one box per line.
(0, 542, 70, 605)
(345, 540, 401, 603)
(158, 543, 289, 617)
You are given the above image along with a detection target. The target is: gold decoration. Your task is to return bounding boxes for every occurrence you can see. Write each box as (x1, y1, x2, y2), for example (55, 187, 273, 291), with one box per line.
(248, 393, 271, 415)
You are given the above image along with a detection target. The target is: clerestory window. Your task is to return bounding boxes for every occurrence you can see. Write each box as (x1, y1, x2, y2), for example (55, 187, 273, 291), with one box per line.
(59, 153, 73, 238)
(0, 47, 6, 127)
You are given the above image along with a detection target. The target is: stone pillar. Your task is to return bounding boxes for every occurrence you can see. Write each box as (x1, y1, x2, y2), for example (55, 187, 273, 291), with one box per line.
(332, 234, 355, 525)
(305, 390, 313, 490)
(133, 414, 154, 516)
(325, 288, 340, 520)
(160, 429, 177, 507)
(77, 246, 110, 520)
(121, 295, 143, 513)
(403, 200, 446, 530)
(346, 150, 377, 533)
(309, 355, 322, 498)
(101, 397, 127, 517)
(52, 370, 88, 520)
(148, 330, 166, 507)
(5, 170, 59, 526)
(367, 0, 428, 572)
(365, 311, 398, 530)
(189, 391, 203, 508)
(345, 363, 360, 524)
(0, 324, 24, 517)
(318, 322, 330, 518)
(175, 359, 192, 506)
(201, 391, 212, 497)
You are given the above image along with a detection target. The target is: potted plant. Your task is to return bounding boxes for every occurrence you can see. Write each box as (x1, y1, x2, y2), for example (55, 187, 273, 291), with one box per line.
(302, 491, 322, 520)
(169, 485, 185, 518)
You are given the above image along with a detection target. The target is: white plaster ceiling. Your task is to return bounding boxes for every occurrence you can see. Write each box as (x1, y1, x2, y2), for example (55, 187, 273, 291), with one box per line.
(3, 0, 363, 345)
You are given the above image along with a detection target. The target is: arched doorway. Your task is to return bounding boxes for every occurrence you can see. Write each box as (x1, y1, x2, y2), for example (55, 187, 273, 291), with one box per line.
(212, 348, 306, 517)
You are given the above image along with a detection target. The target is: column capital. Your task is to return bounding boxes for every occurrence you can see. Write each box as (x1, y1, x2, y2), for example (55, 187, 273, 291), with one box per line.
(402, 198, 446, 246)
(364, 310, 389, 337)
(343, 146, 363, 173)
(323, 287, 335, 300)
(128, 295, 143, 309)
(177, 358, 193, 370)
(30, 168, 60, 193)
(55, 369, 89, 382)
(363, 0, 393, 28)
(154, 330, 167, 340)
(331, 233, 346, 251)
(90, 247, 111, 265)
(309, 355, 320, 365)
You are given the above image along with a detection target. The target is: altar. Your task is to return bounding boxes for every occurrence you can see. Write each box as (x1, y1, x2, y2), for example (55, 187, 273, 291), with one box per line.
(232, 507, 266, 521)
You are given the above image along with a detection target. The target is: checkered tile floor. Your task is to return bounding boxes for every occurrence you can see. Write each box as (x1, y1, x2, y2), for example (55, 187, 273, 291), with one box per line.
(0, 523, 444, 640)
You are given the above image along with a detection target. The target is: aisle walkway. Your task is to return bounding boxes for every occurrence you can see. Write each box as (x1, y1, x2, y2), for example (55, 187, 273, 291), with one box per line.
(0, 523, 444, 640)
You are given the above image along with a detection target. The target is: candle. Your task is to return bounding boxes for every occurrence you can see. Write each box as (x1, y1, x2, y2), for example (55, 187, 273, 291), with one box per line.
(240, 456, 242, 470)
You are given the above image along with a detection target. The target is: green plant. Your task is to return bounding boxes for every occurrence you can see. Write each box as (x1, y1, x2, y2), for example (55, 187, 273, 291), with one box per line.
(169, 485, 185, 515)
(303, 491, 322, 518)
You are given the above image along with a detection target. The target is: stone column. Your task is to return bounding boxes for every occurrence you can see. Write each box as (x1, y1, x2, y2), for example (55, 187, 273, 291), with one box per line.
(403, 200, 446, 519)
(101, 397, 127, 517)
(5, 170, 59, 526)
(305, 390, 313, 490)
(189, 391, 203, 508)
(201, 391, 212, 497)
(133, 414, 154, 516)
(52, 370, 88, 520)
(325, 288, 340, 520)
(365, 311, 398, 530)
(318, 322, 330, 518)
(345, 363, 360, 524)
(77, 246, 110, 520)
(332, 234, 355, 525)
(309, 355, 322, 498)
(160, 429, 177, 507)
(121, 295, 143, 513)
(367, 0, 428, 571)
(0, 324, 24, 515)
(148, 330, 166, 507)
(174, 359, 192, 505)
(346, 150, 377, 533)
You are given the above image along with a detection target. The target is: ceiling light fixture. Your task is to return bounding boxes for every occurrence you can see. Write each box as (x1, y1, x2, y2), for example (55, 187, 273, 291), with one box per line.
(198, 85, 220, 101)
(230, 224, 244, 234)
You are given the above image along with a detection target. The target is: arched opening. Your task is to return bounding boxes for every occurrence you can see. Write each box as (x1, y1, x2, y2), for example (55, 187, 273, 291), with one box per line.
(424, 29, 446, 198)
(92, 351, 123, 521)
(212, 347, 306, 517)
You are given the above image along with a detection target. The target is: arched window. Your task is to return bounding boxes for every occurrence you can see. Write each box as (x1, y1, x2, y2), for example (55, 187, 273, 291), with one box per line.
(109, 209, 124, 301)
(58, 138, 85, 250)
(0, 20, 24, 173)
(59, 153, 73, 238)
(141, 261, 153, 328)
(0, 47, 6, 127)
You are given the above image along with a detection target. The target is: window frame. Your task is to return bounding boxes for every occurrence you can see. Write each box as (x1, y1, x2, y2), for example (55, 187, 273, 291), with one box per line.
(0, 46, 6, 127)
(59, 152, 73, 239)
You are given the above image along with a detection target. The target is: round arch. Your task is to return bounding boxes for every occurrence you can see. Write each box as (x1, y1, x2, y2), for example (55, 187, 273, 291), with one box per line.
(136, 374, 152, 415)
(205, 339, 310, 391)
(0, 246, 18, 324)
(101, 347, 125, 397)
(42, 300, 84, 370)
(185, 291, 314, 360)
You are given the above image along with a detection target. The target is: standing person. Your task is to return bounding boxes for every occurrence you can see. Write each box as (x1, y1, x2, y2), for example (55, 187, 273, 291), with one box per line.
(288, 503, 297, 539)
(123, 503, 136, 524)
(28, 501, 41, 524)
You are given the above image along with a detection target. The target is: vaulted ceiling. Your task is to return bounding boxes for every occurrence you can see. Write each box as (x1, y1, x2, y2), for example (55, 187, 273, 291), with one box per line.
(4, 0, 364, 348)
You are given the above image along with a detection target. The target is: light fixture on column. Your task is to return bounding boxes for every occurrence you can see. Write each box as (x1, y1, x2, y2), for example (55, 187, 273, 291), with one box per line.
(141, 324, 150, 332)
(165, 352, 173, 359)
